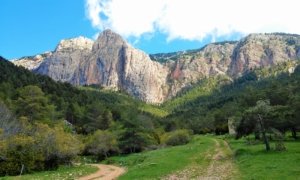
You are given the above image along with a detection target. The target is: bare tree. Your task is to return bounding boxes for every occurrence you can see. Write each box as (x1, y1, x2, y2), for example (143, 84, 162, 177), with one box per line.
(0, 101, 23, 138)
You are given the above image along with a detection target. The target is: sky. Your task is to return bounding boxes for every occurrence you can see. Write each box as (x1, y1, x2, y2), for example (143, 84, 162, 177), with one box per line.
(1, 0, 300, 59)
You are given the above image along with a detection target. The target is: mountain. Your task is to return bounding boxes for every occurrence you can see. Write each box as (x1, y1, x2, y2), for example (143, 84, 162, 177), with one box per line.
(12, 31, 300, 103)
(13, 30, 170, 103)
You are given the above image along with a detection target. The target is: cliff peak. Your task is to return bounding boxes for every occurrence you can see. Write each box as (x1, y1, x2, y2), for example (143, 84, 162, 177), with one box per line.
(56, 36, 94, 52)
(93, 29, 127, 52)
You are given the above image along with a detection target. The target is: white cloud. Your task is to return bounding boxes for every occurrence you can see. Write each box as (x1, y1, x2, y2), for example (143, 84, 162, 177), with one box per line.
(85, 0, 300, 41)
(85, 0, 101, 28)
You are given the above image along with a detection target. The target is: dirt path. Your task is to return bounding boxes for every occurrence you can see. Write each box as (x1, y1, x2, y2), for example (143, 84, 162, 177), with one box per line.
(164, 138, 237, 180)
(78, 164, 126, 180)
(200, 139, 236, 180)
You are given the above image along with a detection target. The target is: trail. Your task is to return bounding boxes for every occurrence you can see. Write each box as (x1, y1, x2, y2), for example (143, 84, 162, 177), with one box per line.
(200, 139, 236, 180)
(164, 138, 237, 180)
(78, 164, 125, 180)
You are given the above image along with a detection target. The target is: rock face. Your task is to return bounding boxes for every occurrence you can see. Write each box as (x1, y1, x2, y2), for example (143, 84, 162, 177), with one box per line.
(12, 31, 300, 103)
(152, 33, 300, 98)
(228, 34, 300, 77)
(35, 36, 93, 83)
(24, 30, 168, 103)
(163, 42, 237, 97)
(72, 30, 169, 103)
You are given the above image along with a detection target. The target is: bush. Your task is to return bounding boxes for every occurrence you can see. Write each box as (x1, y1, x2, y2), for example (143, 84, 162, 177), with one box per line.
(85, 130, 119, 160)
(33, 123, 82, 169)
(0, 123, 82, 176)
(0, 135, 44, 176)
(164, 129, 191, 146)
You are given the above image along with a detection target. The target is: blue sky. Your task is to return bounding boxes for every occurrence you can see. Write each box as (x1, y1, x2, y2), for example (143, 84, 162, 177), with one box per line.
(0, 0, 94, 59)
(1, 0, 299, 59)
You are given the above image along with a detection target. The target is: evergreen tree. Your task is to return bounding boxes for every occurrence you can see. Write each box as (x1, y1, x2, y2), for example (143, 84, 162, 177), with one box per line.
(15, 85, 56, 123)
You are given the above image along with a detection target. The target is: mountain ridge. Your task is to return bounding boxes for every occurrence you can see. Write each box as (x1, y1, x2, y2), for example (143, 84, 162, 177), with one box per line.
(12, 30, 300, 103)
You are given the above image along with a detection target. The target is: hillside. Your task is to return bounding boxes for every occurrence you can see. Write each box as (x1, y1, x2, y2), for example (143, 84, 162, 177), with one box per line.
(0, 56, 162, 133)
(162, 61, 300, 135)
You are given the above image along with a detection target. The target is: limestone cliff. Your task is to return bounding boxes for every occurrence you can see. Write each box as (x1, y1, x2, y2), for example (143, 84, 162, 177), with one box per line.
(73, 30, 169, 103)
(228, 33, 300, 77)
(12, 31, 300, 103)
(162, 42, 237, 97)
(35, 36, 93, 83)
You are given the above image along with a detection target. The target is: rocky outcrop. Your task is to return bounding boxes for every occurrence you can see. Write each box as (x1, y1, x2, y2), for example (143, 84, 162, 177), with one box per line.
(12, 52, 52, 70)
(229, 33, 300, 77)
(12, 31, 300, 103)
(16, 30, 168, 103)
(35, 36, 93, 83)
(163, 42, 237, 97)
(72, 30, 169, 103)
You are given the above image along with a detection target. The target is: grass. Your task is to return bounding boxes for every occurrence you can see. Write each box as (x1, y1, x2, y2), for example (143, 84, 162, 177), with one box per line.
(138, 104, 169, 118)
(0, 164, 98, 180)
(104, 135, 215, 179)
(3, 135, 299, 180)
(228, 137, 300, 180)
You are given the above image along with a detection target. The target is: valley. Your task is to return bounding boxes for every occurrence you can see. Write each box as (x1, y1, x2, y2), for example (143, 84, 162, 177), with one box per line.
(0, 31, 300, 179)
(2, 0, 300, 178)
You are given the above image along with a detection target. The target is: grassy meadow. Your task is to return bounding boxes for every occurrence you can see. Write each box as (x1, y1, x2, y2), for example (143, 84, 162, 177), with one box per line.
(104, 135, 215, 179)
(228, 137, 300, 180)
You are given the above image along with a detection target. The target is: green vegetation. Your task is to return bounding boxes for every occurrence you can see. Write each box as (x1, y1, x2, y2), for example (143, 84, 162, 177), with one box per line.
(229, 137, 300, 179)
(102, 134, 300, 180)
(162, 75, 230, 112)
(85, 130, 119, 160)
(0, 164, 97, 180)
(105, 135, 214, 179)
(138, 103, 169, 118)
(0, 115, 82, 175)
(162, 61, 300, 136)
(164, 129, 191, 146)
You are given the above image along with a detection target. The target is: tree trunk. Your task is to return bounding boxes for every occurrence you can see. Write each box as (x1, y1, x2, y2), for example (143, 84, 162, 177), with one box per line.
(130, 147, 133, 154)
(255, 131, 260, 140)
(262, 131, 271, 151)
(258, 114, 270, 151)
(292, 128, 297, 139)
(20, 164, 24, 176)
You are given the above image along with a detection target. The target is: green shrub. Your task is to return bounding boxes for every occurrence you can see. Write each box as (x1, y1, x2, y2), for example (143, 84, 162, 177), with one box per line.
(33, 123, 82, 169)
(0, 135, 44, 176)
(0, 123, 82, 176)
(85, 130, 119, 160)
(164, 130, 191, 146)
